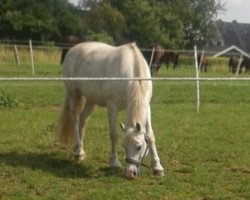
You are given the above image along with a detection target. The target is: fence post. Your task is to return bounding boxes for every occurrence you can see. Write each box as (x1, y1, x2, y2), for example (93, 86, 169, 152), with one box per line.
(194, 46, 200, 113)
(13, 45, 20, 66)
(29, 39, 35, 75)
(149, 47, 155, 69)
(198, 49, 205, 72)
(236, 54, 243, 77)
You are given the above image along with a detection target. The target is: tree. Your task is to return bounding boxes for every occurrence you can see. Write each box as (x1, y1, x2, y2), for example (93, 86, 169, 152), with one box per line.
(163, 0, 224, 48)
(0, 0, 225, 48)
(106, 0, 224, 48)
(85, 2, 125, 43)
(107, 0, 185, 48)
(0, 0, 88, 42)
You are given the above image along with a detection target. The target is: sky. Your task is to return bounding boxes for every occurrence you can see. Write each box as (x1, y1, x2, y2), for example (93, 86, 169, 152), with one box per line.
(219, 0, 250, 23)
(69, 0, 250, 24)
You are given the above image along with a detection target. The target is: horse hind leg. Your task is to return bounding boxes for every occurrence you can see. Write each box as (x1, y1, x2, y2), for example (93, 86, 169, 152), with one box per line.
(77, 101, 95, 162)
(156, 65, 161, 76)
(204, 65, 208, 72)
(68, 91, 86, 162)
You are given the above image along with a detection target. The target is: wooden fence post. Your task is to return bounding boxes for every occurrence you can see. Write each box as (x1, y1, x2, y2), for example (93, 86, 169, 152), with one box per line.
(194, 46, 200, 113)
(29, 39, 35, 75)
(236, 54, 243, 77)
(198, 49, 205, 72)
(13, 45, 20, 66)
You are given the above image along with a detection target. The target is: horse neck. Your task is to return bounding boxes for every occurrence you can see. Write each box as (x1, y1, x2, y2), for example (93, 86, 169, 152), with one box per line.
(125, 43, 151, 127)
(126, 81, 149, 127)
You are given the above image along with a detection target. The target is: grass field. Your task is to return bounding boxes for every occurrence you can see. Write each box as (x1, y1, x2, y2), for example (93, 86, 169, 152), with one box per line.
(0, 62, 250, 199)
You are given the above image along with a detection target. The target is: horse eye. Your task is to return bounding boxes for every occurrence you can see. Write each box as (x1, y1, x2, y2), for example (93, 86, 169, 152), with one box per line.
(136, 146, 142, 151)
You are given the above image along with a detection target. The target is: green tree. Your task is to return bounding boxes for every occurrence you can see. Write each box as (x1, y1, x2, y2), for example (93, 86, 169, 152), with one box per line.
(85, 2, 125, 43)
(106, 0, 224, 48)
(0, 0, 224, 48)
(164, 0, 224, 48)
(107, 0, 184, 48)
(0, 0, 88, 41)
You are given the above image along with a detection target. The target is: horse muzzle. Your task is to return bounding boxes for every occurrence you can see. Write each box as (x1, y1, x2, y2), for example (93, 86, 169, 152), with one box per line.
(125, 164, 140, 179)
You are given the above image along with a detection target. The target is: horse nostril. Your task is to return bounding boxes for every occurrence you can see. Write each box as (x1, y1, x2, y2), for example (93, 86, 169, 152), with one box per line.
(133, 171, 137, 177)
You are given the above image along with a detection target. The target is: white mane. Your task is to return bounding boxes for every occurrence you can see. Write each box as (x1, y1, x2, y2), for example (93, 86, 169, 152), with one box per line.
(126, 44, 152, 128)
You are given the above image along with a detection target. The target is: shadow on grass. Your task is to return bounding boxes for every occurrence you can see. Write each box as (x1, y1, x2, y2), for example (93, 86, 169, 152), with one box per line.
(0, 151, 124, 179)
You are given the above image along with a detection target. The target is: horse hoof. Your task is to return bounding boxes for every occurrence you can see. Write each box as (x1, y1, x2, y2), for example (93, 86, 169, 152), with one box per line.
(109, 157, 122, 169)
(74, 154, 86, 163)
(110, 162, 122, 169)
(153, 169, 164, 176)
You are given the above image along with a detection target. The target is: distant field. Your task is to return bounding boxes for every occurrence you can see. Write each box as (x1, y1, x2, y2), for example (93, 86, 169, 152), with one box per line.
(0, 43, 241, 77)
(0, 58, 250, 199)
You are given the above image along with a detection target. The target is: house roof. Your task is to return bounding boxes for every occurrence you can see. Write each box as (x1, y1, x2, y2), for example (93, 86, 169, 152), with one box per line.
(213, 45, 250, 58)
(206, 20, 250, 57)
(221, 21, 250, 53)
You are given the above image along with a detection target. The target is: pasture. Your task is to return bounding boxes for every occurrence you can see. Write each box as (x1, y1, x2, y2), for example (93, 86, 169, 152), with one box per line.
(0, 54, 250, 199)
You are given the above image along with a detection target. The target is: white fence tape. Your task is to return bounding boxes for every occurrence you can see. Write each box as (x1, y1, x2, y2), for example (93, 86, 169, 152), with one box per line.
(1, 41, 250, 114)
(0, 77, 250, 81)
(0, 76, 249, 114)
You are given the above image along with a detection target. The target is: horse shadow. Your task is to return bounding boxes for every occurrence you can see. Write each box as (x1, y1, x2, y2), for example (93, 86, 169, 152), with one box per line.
(0, 151, 123, 179)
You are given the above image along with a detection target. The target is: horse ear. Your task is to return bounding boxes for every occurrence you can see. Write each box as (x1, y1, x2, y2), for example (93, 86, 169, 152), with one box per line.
(119, 122, 126, 132)
(135, 123, 141, 132)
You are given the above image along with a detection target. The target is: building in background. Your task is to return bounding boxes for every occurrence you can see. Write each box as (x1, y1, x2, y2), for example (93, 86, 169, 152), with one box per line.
(208, 20, 250, 57)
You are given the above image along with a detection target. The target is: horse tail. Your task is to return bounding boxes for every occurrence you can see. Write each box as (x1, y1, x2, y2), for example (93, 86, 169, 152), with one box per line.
(57, 95, 73, 146)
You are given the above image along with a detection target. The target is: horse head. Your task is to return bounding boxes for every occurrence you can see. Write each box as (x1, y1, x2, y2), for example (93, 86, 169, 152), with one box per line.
(120, 122, 149, 179)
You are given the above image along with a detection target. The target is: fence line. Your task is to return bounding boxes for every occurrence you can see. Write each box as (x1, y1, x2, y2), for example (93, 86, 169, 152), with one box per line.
(1, 41, 250, 113)
(1, 42, 248, 56)
(1, 77, 250, 81)
(1, 76, 249, 114)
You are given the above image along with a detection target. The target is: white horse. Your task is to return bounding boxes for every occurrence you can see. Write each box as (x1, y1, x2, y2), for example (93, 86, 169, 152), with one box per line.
(58, 42, 164, 179)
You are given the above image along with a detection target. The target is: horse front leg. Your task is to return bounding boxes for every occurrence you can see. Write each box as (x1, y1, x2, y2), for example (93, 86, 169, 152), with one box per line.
(107, 103, 122, 168)
(146, 108, 164, 175)
(147, 131, 164, 175)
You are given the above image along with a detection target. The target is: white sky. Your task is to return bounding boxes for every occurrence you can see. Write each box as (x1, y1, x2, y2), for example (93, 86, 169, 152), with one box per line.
(219, 0, 250, 23)
(68, 0, 78, 6)
(69, 0, 250, 24)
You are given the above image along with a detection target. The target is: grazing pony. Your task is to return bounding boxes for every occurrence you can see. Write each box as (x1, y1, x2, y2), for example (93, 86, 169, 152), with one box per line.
(239, 56, 250, 74)
(60, 35, 82, 64)
(161, 51, 179, 70)
(228, 56, 239, 74)
(143, 44, 179, 76)
(58, 42, 164, 179)
(197, 53, 208, 72)
(149, 45, 165, 76)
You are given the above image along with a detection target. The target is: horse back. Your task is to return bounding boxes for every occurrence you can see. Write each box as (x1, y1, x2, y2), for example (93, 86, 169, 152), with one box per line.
(62, 42, 151, 107)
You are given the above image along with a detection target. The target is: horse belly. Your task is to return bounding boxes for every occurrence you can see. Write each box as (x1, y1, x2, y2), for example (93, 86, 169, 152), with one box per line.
(77, 81, 127, 108)
(77, 81, 106, 106)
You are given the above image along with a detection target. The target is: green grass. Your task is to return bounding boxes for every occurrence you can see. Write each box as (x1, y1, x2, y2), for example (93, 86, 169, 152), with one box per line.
(0, 64, 61, 77)
(0, 63, 250, 199)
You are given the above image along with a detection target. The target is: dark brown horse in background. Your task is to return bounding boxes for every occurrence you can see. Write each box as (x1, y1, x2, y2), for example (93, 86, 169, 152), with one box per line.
(239, 56, 250, 74)
(60, 35, 82, 64)
(143, 44, 179, 76)
(228, 56, 238, 74)
(161, 51, 179, 70)
(197, 53, 208, 72)
(148, 45, 165, 76)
